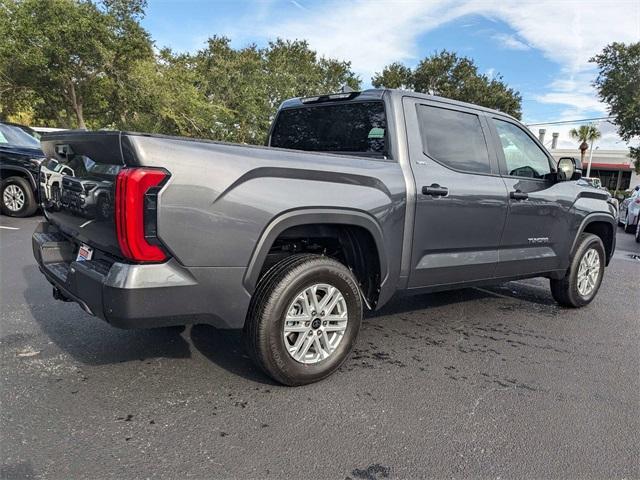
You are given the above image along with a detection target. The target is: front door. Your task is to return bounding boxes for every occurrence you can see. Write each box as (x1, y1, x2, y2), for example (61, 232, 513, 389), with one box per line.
(403, 98, 509, 289)
(487, 116, 568, 277)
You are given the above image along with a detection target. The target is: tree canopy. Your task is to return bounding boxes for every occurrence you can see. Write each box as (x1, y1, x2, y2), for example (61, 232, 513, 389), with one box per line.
(0, 0, 153, 129)
(1, 1, 525, 145)
(591, 42, 640, 173)
(372, 50, 522, 118)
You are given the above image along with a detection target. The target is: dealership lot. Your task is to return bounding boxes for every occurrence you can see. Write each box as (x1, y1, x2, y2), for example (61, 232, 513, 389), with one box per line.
(1, 215, 639, 480)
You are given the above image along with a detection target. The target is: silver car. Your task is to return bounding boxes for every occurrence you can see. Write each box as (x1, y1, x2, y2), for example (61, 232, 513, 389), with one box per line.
(618, 185, 640, 234)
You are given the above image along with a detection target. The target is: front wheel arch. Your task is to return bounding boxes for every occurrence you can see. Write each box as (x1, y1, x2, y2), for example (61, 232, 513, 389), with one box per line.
(571, 215, 615, 266)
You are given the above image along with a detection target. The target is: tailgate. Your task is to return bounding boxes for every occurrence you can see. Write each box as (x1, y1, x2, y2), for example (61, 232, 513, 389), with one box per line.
(40, 131, 126, 257)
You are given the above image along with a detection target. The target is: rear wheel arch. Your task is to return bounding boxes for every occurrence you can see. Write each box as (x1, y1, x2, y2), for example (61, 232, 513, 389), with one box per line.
(244, 209, 387, 307)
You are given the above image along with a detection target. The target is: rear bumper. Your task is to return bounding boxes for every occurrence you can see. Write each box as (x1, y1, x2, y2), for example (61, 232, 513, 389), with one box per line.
(32, 221, 251, 329)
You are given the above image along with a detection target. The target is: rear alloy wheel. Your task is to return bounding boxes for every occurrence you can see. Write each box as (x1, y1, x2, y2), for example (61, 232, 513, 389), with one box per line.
(244, 254, 362, 386)
(550, 233, 605, 308)
(283, 283, 349, 364)
(1, 176, 37, 217)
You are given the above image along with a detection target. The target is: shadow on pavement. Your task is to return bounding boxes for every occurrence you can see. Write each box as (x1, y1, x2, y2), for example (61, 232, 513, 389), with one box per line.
(370, 287, 493, 318)
(190, 325, 277, 385)
(371, 282, 556, 319)
(23, 264, 192, 365)
(22, 264, 275, 383)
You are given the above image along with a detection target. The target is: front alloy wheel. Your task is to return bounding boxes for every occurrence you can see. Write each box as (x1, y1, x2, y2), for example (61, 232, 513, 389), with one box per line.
(576, 248, 601, 297)
(3, 184, 25, 212)
(0, 177, 37, 217)
(550, 233, 605, 308)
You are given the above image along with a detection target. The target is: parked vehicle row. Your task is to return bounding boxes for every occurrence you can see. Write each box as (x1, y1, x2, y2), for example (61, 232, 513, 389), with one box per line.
(618, 185, 640, 240)
(30, 89, 618, 385)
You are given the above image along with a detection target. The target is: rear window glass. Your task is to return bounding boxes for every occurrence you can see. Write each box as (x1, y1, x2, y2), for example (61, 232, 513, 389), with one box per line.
(270, 102, 388, 158)
(417, 105, 491, 174)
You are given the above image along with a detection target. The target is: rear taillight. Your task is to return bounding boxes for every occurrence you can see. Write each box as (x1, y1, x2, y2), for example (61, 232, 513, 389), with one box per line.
(115, 167, 169, 263)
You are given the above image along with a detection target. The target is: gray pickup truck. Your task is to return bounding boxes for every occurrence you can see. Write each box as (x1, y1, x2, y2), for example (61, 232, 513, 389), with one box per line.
(33, 89, 617, 385)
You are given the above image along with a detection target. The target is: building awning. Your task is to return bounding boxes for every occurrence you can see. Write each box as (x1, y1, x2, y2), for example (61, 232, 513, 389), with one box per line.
(582, 162, 632, 171)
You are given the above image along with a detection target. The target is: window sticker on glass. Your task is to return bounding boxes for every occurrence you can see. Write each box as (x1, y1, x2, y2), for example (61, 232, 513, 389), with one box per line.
(368, 127, 384, 139)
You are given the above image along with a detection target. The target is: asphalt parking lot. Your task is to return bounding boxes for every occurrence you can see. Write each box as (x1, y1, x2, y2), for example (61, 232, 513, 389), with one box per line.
(1, 214, 639, 480)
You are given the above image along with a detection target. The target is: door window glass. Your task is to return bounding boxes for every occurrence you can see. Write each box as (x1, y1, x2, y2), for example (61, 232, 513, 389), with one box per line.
(417, 105, 491, 174)
(493, 119, 552, 178)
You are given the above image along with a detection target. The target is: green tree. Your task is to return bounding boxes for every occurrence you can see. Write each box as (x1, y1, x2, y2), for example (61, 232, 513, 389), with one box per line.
(194, 37, 360, 144)
(119, 49, 235, 138)
(591, 42, 640, 174)
(372, 50, 522, 118)
(0, 2, 360, 143)
(0, 0, 153, 129)
(370, 62, 413, 89)
(569, 124, 602, 170)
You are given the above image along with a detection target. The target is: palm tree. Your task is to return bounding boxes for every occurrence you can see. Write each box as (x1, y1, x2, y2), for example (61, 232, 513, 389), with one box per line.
(569, 124, 601, 167)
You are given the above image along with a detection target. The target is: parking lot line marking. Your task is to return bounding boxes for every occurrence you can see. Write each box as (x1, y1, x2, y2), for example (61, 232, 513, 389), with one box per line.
(0, 226, 19, 230)
(79, 220, 94, 228)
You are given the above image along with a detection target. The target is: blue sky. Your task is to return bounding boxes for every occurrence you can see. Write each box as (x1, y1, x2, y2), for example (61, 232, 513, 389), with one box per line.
(142, 0, 640, 149)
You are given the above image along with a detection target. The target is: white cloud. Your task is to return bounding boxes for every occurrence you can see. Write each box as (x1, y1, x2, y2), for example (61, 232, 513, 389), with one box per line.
(535, 92, 609, 114)
(260, 0, 469, 78)
(491, 33, 530, 51)
(473, 0, 639, 71)
(255, 0, 639, 146)
(262, 0, 639, 79)
(536, 121, 628, 150)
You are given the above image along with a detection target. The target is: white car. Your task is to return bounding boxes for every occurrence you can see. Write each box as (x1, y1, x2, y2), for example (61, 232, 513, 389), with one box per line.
(39, 159, 74, 209)
(618, 185, 640, 234)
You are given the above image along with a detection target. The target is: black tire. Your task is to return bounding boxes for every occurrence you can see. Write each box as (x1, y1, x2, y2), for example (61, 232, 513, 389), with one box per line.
(0, 176, 37, 217)
(635, 219, 640, 243)
(244, 254, 363, 386)
(624, 213, 636, 233)
(51, 184, 61, 210)
(96, 195, 110, 220)
(550, 233, 605, 308)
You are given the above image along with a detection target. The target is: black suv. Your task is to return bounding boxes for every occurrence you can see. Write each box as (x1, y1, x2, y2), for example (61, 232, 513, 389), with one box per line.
(0, 122, 44, 217)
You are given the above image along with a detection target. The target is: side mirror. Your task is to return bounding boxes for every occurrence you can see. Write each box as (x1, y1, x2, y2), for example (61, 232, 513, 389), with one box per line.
(616, 194, 625, 202)
(557, 157, 576, 181)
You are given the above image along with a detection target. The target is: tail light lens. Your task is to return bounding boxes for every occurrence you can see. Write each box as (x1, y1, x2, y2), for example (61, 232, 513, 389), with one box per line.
(115, 167, 169, 263)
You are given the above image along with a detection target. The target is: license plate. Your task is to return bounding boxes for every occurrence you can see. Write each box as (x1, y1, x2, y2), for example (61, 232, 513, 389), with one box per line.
(76, 244, 93, 262)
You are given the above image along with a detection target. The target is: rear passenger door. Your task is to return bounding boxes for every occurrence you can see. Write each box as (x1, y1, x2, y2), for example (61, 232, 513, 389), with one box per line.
(403, 98, 509, 288)
(487, 116, 567, 277)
